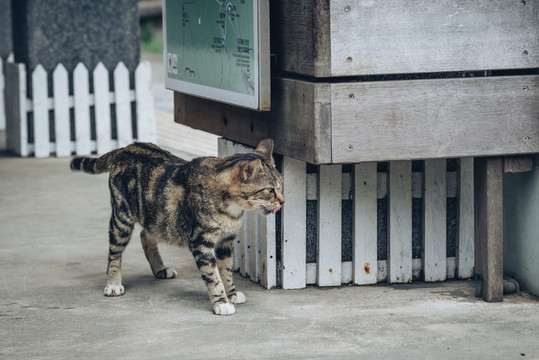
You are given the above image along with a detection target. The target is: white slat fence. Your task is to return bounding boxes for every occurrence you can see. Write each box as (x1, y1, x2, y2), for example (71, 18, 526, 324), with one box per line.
(219, 138, 475, 290)
(4, 61, 156, 157)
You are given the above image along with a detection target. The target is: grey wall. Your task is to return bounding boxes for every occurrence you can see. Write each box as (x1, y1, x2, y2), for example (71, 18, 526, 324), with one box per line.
(503, 154, 539, 296)
(0, 0, 13, 59)
(11, 0, 140, 73)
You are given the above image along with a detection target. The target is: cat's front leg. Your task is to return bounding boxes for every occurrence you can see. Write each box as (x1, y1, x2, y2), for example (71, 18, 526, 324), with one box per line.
(190, 236, 235, 315)
(216, 237, 246, 305)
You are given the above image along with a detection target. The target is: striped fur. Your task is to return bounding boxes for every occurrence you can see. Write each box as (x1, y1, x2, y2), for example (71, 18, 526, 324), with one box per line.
(70, 139, 284, 315)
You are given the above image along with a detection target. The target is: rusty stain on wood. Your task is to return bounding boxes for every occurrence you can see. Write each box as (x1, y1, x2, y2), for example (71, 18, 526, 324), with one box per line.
(364, 263, 371, 275)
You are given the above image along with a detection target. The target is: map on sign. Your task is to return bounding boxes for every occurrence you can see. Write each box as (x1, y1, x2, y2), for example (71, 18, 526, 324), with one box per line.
(163, 0, 268, 110)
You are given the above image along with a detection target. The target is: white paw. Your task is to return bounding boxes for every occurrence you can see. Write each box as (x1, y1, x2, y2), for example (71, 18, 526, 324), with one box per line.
(213, 303, 235, 316)
(155, 267, 177, 279)
(165, 268, 177, 279)
(104, 285, 124, 297)
(230, 291, 246, 304)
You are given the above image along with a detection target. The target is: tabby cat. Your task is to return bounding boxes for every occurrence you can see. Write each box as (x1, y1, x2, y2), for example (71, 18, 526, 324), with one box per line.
(70, 139, 284, 315)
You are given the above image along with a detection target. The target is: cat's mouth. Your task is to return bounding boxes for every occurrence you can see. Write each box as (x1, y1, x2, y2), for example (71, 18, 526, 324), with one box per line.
(260, 204, 282, 216)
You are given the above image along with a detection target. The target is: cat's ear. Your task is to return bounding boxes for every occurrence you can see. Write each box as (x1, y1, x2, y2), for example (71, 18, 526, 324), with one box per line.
(253, 138, 274, 163)
(240, 159, 262, 182)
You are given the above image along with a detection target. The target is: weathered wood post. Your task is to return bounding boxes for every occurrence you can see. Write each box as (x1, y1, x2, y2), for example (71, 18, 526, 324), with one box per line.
(474, 157, 504, 302)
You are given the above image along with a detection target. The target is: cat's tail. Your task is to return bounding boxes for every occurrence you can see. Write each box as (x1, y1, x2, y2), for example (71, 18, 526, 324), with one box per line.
(70, 149, 120, 174)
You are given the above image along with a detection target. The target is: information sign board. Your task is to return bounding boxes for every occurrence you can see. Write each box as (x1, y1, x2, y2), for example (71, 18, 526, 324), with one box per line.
(163, 0, 270, 110)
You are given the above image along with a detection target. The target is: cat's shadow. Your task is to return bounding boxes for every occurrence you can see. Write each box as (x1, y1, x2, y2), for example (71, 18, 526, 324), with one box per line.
(119, 274, 210, 309)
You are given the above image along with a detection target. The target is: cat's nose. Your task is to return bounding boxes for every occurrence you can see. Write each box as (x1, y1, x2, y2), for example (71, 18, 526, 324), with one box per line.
(277, 194, 285, 205)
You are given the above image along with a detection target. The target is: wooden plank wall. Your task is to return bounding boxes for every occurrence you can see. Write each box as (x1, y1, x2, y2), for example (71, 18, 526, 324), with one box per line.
(221, 139, 475, 289)
(273, 0, 539, 77)
(330, 0, 538, 76)
(331, 76, 539, 162)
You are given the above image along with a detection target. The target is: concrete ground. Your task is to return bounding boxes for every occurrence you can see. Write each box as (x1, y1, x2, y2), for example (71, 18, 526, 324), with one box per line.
(1, 156, 539, 359)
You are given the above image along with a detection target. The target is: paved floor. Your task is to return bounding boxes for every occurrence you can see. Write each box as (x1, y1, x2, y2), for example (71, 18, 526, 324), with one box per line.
(1, 156, 538, 359)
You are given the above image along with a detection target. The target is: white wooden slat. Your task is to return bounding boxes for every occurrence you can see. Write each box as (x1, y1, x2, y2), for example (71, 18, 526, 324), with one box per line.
(423, 159, 447, 282)
(233, 142, 252, 277)
(254, 215, 262, 283)
(5, 63, 28, 156)
(135, 61, 156, 142)
(260, 212, 277, 289)
(457, 157, 475, 278)
(306, 263, 317, 285)
(114, 62, 133, 147)
(32, 65, 50, 158)
(225, 140, 241, 271)
(247, 213, 259, 282)
(388, 161, 412, 283)
(93, 62, 113, 155)
(241, 211, 252, 278)
(73, 63, 91, 155)
(353, 162, 378, 285)
(0, 57, 5, 131)
(317, 165, 342, 286)
(281, 156, 307, 289)
(52, 64, 71, 157)
(217, 138, 227, 158)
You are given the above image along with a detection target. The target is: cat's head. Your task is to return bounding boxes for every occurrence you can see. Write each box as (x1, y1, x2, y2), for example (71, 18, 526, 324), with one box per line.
(229, 139, 285, 216)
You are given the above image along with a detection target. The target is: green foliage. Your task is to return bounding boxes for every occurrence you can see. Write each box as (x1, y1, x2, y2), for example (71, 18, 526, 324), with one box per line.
(140, 22, 163, 54)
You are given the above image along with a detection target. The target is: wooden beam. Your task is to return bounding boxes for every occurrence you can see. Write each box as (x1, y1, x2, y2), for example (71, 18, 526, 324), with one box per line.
(274, 0, 539, 77)
(332, 76, 539, 163)
(174, 77, 332, 164)
(503, 155, 534, 173)
(474, 157, 504, 302)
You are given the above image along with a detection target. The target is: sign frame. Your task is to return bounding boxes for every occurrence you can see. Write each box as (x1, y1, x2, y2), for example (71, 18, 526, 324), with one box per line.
(162, 0, 270, 111)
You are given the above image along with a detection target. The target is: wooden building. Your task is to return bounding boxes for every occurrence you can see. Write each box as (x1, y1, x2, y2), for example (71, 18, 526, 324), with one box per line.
(174, 1, 539, 301)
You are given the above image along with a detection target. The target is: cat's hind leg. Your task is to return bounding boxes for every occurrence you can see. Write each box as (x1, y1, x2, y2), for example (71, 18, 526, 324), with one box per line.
(140, 229, 177, 279)
(105, 211, 134, 296)
(216, 236, 246, 305)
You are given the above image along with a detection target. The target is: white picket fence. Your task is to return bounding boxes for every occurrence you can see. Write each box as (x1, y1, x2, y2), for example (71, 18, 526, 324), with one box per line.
(3, 60, 156, 157)
(219, 138, 475, 290)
